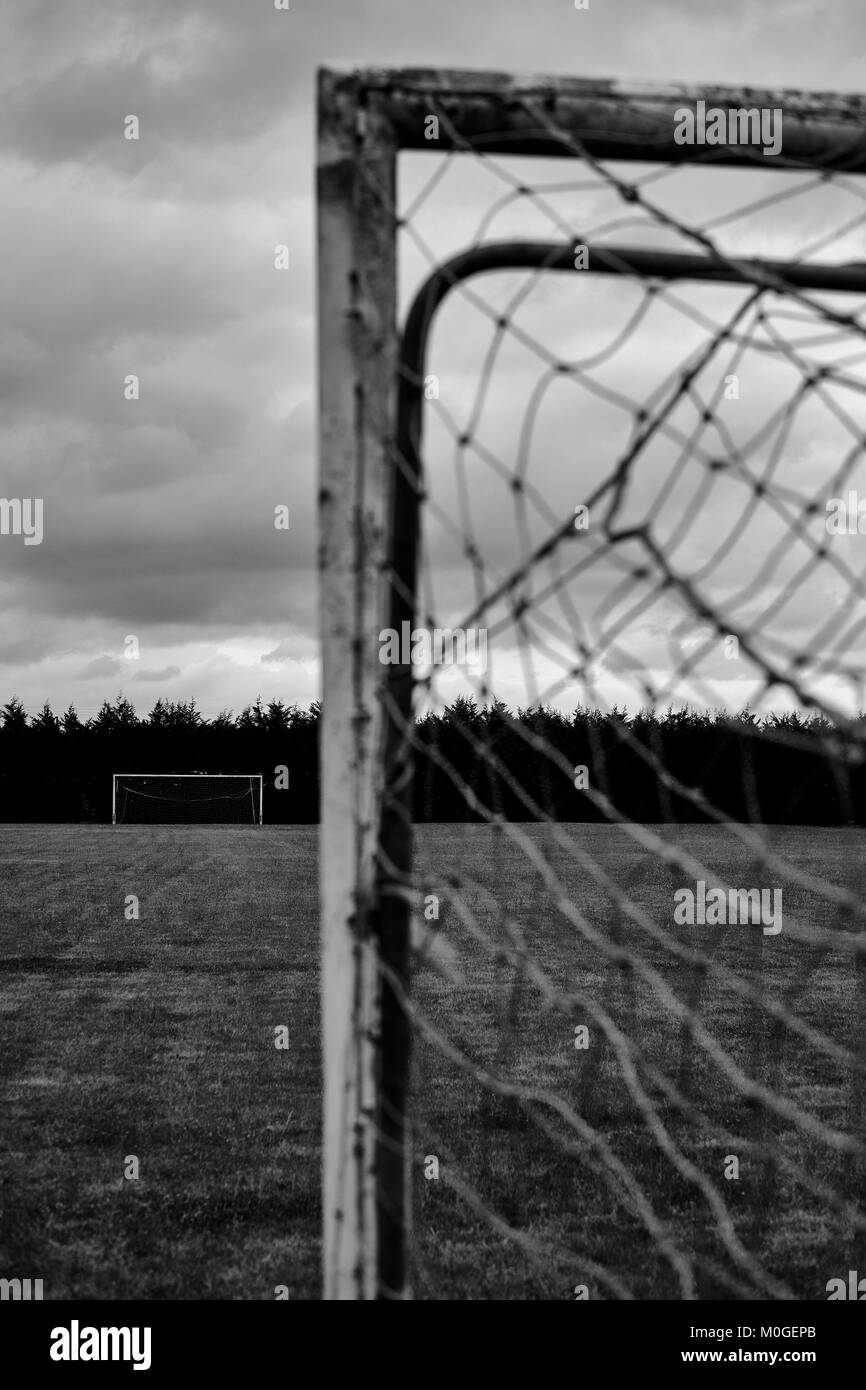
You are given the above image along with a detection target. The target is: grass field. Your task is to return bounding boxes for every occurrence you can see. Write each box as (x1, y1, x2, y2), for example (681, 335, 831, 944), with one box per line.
(0, 823, 863, 1300)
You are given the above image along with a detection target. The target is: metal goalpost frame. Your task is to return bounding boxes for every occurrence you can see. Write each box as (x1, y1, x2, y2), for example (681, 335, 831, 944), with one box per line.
(316, 65, 866, 1302)
(111, 773, 263, 825)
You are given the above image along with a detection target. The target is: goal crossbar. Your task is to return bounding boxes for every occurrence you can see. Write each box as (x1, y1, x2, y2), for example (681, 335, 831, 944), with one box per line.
(323, 66, 866, 167)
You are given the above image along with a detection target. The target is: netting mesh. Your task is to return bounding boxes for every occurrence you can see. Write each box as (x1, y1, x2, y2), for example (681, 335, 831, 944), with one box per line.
(114, 776, 260, 824)
(349, 80, 866, 1298)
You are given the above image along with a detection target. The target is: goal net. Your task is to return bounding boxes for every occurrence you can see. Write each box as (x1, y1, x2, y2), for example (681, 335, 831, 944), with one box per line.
(318, 68, 866, 1300)
(112, 774, 262, 824)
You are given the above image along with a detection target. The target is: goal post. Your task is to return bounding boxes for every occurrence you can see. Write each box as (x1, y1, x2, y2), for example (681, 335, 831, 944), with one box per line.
(317, 66, 866, 1302)
(112, 773, 263, 825)
(317, 64, 399, 1300)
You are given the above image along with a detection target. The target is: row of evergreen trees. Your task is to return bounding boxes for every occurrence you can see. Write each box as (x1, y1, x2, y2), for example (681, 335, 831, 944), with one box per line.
(0, 693, 863, 824)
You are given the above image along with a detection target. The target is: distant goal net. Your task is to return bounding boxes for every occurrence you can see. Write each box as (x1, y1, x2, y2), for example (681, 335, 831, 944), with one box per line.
(112, 774, 263, 825)
(318, 68, 866, 1300)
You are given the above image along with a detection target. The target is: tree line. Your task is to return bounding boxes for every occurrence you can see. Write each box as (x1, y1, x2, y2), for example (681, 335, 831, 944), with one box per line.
(0, 693, 863, 824)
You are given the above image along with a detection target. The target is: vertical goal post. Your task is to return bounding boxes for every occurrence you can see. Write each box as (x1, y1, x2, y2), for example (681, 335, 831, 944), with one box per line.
(317, 67, 866, 1301)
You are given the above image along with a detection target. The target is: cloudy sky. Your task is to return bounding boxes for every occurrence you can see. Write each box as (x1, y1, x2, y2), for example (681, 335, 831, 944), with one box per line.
(3, 0, 866, 721)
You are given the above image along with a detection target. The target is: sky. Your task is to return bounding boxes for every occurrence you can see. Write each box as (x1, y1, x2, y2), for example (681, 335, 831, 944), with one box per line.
(2, 0, 866, 721)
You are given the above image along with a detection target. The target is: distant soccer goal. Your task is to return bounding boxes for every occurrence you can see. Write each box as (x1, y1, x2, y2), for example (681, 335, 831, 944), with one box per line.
(112, 774, 263, 825)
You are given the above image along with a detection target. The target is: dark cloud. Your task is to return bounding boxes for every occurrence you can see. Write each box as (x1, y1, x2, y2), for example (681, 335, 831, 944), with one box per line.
(76, 655, 123, 679)
(132, 665, 182, 682)
(261, 639, 296, 664)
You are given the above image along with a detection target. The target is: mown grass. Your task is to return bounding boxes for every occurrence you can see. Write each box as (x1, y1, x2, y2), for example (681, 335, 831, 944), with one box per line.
(409, 824, 866, 1300)
(0, 823, 863, 1299)
(0, 825, 319, 1300)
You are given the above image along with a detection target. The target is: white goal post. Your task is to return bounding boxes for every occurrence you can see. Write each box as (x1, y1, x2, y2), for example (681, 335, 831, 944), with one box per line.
(112, 773, 264, 825)
(317, 64, 866, 1303)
